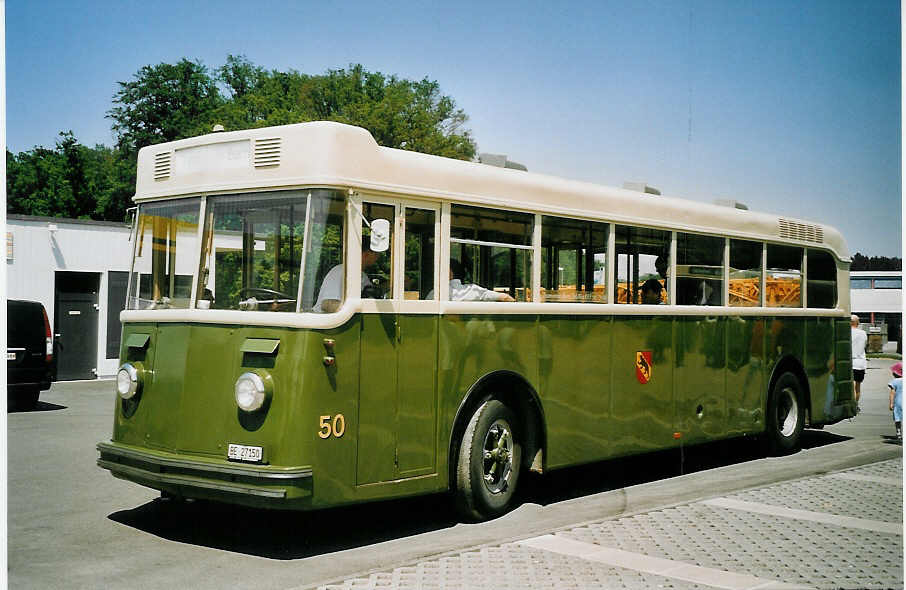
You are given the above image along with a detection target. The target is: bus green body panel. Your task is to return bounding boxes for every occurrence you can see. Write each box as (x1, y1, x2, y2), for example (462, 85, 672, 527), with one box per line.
(357, 313, 439, 484)
(104, 312, 853, 510)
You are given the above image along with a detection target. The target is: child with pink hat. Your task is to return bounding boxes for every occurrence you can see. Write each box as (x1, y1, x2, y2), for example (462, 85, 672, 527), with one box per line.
(888, 362, 902, 440)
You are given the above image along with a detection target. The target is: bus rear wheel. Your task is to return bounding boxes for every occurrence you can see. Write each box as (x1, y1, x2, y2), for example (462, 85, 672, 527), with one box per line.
(765, 372, 805, 455)
(455, 399, 522, 520)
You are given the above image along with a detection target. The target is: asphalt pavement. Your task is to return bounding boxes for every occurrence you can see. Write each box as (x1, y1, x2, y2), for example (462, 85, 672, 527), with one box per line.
(7, 359, 903, 590)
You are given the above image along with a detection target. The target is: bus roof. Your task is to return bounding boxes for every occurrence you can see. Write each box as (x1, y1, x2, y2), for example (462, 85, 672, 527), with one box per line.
(136, 121, 850, 261)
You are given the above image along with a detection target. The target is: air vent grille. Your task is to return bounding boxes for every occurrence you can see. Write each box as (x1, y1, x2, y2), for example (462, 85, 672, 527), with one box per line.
(153, 152, 172, 181)
(778, 218, 824, 243)
(254, 137, 281, 168)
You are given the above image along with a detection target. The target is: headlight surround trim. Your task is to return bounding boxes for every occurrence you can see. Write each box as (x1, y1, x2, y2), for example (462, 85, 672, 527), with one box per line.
(116, 362, 143, 399)
(234, 370, 273, 413)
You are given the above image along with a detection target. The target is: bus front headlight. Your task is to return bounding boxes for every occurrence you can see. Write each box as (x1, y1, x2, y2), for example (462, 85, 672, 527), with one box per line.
(234, 371, 272, 412)
(116, 363, 143, 399)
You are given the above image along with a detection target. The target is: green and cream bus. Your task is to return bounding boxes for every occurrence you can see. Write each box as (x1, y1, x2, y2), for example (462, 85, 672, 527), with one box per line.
(98, 121, 856, 520)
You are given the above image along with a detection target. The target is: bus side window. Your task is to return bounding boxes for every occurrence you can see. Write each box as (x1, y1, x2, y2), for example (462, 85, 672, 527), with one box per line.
(362, 203, 395, 300)
(614, 225, 670, 304)
(449, 205, 533, 302)
(807, 249, 837, 308)
(676, 233, 724, 306)
(404, 208, 436, 300)
(541, 216, 608, 303)
(729, 239, 762, 307)
(766, 245, 803, 307)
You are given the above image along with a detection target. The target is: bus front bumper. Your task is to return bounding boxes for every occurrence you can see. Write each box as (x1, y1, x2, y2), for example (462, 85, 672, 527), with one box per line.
(97, 441, 313, 508)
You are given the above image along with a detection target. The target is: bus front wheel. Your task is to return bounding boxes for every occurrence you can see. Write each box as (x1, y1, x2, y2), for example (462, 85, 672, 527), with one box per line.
(765, 372, 805, 455)
(455, 399, 522, 520)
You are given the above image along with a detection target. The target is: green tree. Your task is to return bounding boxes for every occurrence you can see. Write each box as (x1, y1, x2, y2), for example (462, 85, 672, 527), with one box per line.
(10, 57, 478, 222)
(7, 132, 134, 221)
(297, 64, 476, 159)
(204, 58, 477, 159)
(7, 144, 73, 217)
(851, 252, 902, 271)
(107, 58, 223, 156)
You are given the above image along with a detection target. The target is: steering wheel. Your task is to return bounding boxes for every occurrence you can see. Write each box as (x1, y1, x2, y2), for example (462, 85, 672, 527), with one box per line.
(239, 287, 295, 302)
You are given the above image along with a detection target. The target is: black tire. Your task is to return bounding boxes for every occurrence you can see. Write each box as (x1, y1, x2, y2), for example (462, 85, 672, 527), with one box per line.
(764, 372, 805, 455)
(455, 399, 522, 520)
(11, 388, 39, 411)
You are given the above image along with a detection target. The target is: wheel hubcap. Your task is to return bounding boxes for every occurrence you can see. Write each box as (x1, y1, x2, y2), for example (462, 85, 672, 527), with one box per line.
(482, 419, 513, 494)
(777, 387, 799, 437)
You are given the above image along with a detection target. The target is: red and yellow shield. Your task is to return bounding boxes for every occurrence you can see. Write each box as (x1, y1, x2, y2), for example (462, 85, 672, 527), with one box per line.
(636, 351, 652, 384)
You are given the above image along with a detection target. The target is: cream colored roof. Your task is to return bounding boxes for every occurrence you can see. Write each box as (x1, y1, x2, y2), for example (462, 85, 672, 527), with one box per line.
(136, 121, 850, 261)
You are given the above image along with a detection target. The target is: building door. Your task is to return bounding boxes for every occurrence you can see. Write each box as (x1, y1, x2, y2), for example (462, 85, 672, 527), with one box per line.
(55, 272, 100, 380)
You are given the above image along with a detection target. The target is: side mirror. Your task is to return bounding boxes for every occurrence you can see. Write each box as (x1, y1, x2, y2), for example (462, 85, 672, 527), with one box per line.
(369, 219, 390, 252)
(125, 207, 138, 241)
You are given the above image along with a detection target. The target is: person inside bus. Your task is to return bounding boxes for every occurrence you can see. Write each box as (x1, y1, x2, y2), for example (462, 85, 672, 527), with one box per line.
(655, 254, 668, 281)
(314, 235, 380, 313)
(677, 278, 717, 305)
(431, 258, 515, 302)
(641, 278, 664, 304)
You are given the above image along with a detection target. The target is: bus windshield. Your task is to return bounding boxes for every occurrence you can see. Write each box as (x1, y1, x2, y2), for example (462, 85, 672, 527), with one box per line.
(198, 189, 345, 312)
(128, 189, 346, 312)
(128, 198, 201, 310)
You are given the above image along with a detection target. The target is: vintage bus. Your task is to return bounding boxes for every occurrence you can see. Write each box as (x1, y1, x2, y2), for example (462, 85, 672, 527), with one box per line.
(98, 121, 856, 520)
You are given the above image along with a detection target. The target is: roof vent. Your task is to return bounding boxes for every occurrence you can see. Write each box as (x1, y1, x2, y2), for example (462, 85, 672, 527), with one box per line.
(253, 137, 281, 168)
(778, 218, 824, 243)
(478, 153, 527, 171)
(153, 152, 172, 181)
(623, 182, 661, 195)
(713, 199, 749, 210)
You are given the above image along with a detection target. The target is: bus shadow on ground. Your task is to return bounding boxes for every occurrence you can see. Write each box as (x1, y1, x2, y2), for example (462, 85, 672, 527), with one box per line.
(520, 430, 851, 506)
(109, 491, 460, 560)
(108, 429, 851, 560)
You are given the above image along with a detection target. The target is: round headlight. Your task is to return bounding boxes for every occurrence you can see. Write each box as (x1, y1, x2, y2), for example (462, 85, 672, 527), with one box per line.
(116, 363, 141, 399)
(235, 372, 271, 412)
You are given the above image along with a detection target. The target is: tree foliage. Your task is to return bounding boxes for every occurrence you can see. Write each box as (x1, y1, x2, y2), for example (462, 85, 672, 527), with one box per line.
(850, 252, 902, 271)
(104, 55, 477, 160)
(8, 57, 478, 221)
(108, 58, 224, 157)
(6, 132, 133, 221)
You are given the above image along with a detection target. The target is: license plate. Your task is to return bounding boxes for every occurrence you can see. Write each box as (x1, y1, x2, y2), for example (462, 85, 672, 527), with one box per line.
(227, 443, 263, 463)
(6, 352, 16, 361)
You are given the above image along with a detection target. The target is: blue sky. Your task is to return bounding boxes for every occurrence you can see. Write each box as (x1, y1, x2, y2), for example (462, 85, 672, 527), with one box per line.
(7, 0, 901, 256)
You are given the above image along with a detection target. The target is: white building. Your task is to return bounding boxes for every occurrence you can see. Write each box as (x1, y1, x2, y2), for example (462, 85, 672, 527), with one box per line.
(850, 270, 902, 353)
(6, 214, 133, 379)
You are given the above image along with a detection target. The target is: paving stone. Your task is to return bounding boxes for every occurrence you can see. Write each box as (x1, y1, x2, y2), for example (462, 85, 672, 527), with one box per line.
(319, 458, 903, 590)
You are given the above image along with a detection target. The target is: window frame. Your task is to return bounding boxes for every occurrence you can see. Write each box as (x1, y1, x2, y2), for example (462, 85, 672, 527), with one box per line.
(354, 192, 441, 308)
(447, 203, 535, 302)
(347, 194, 846, 313)
(540, 214, 610, 304)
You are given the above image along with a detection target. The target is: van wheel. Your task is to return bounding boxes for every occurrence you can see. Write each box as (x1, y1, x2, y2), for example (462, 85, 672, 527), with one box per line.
(765, 372, 804, 455)
(455, 400, 521, 520)
(11, 388, 39, 411)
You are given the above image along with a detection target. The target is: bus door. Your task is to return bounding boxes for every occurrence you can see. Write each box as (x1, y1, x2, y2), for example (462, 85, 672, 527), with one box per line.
(357, 199, 440, 485)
